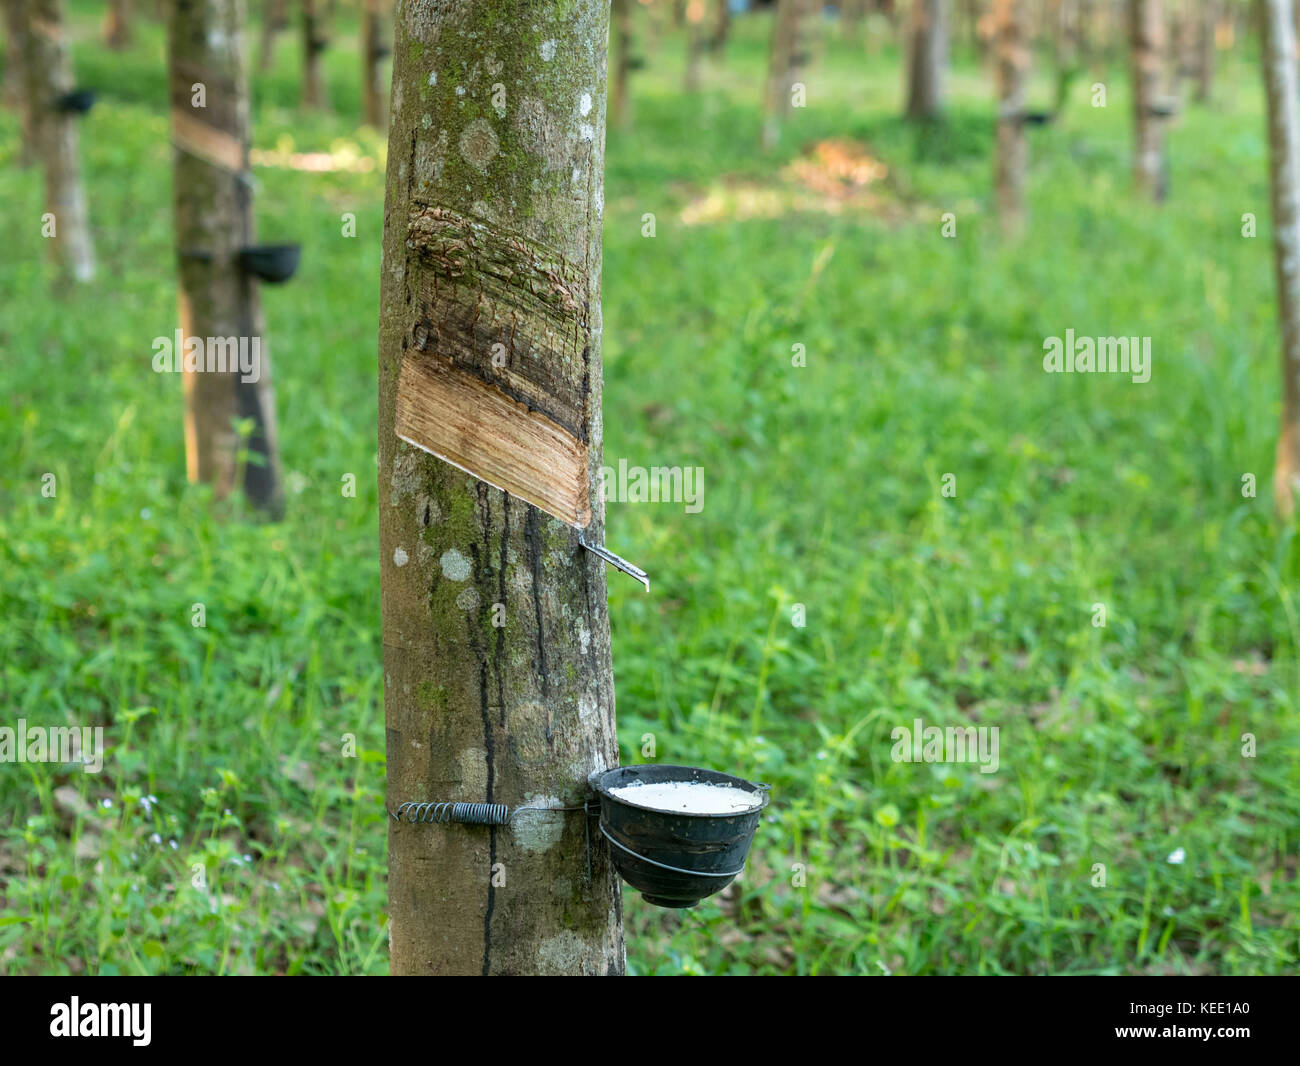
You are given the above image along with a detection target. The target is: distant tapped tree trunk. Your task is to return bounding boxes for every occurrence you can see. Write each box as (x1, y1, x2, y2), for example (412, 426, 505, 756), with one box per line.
(103, 0, 131, 48)
(1130, 0, 1166, 200)
(300, 0, 327, 109)
(905, 0, 948, 119)
(1195, 0, 1216, 102)
(21, 0, 95, 281)
(1259, 0, 1300, 518)
(3, 0, 35, 166)
(361, 0, 386, 128)
(1052, 0, 1079, 110)
(684, 0, 707, 91)
(378, 0, 625, 976)
(710, 0, 731, 53)
(763, 0, 805, 149)
(167, 0, 284, 515)
(993, 0, 1028, 231)
(611, 0, 633, 128)
(259, 0, 287, 73)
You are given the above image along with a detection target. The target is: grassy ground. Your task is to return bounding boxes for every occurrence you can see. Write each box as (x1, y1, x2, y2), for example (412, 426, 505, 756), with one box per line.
(1, 5, 1298, 975)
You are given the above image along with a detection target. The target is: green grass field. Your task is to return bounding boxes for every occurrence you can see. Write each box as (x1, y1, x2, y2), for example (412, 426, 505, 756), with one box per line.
(1, 5, 1297, 975)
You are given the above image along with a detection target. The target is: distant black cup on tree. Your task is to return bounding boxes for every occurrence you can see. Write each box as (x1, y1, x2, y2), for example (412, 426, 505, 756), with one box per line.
(54, 89, 96, 115)
(238, 244, 301, 284)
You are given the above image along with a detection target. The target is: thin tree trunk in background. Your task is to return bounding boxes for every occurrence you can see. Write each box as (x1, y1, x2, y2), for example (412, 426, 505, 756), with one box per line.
(994, 0, 1028, 231)
(1130, 0, 1166, 200)
(259, 0, 286, 73)
(1259, 0, 1300, 518)
(905, 0, 947, 119)
(1169, 0, 1194, 89)
(103, 0, 131, 49)
(684, 0, 707, 91)
(1195, 0, 1215, 102)
(763, 0, 804, 149)
(612, 0, 633, 128)
(21, 0, 95, 281)
(361, 0, 385, 128)
(1090, 0, 1110, 75)
(167, 0, 284, 515)
(1053, 0, 1078, 110)
(378, 0, 625, 976)
(960, 0, 979, 53)
(300, 0, 327, 109)
(710, 0, 730, 53)
(3, 0, 35, 166)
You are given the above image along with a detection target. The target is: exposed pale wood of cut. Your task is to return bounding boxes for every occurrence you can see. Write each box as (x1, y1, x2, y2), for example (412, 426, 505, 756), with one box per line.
(395, 353, 591, 528)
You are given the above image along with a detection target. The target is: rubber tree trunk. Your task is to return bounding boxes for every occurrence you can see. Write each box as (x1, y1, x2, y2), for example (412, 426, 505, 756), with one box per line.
(1052, 0, 1079, 110)
(611, 0, 633, 129)
(300, 0, 327, 109)
(905, 0, 947, 119)
(378, 0, 625, 976)
(1195, 0, 1216, 102)
(993, 0, 1028, 231)
(258, 0, 286, 73)
(21, 0, 94, 281)
(1130, 0, 1166, 200)
(1168, 0, 1193, 88)
(710, 0, 730, 53)
(167, 0, 284, 516)
(763, 0, 805, 150)
(3, 0, 35, 166)
(360, 0, 385, 128)
(1260, 0, 1300, 518)
(684, 0, 706, 91)
(103, 0, 131, 48)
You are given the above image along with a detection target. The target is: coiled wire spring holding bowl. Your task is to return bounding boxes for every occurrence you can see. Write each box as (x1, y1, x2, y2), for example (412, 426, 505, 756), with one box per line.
(390, 801, 512, 825)
(388, 800, 593, 825)
(388, 798, 598, 879)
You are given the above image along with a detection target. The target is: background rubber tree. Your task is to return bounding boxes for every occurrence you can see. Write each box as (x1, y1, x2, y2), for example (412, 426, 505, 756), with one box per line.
(166, 0, 284, 516)
(103, 0, 132, 48)
(905, 0, 948, 119)
(611, 0, 634, 129)
(684, 0, 709, 92)
(763, 0, 807, 150)
(258, 0, 287, 73)
(3, 0, 34, 166)
(1195, 0, 1217, 103)
(360, 0, 387, 129)
(21, 0, 95, 281)
(300, 0, 327, 109)
(1129, 0, 1167, 200)
(377, 0, 625, 975)
(1259, 0, 1300, 518)
(993, 0, 1028, 232)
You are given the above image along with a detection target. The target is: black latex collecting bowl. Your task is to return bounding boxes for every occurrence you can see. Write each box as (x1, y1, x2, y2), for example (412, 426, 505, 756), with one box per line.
(590, 764, 770, 909)
(238, 244, 301, 284)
